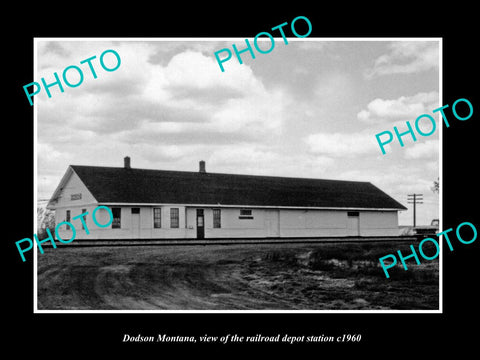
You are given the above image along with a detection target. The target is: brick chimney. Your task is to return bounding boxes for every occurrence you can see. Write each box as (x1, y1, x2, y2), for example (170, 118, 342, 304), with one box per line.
(124, 156, 131, 169)
(199, 160, 206, 173)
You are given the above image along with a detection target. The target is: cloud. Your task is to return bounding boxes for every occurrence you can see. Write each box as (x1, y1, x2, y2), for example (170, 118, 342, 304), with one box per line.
(148, 50, 287, 137)
(147, 41, 227, 66)
(41, 42, 71, 58)
(357, 91, 439, 124)
(304, 132, 381, 157)
(36, 40, 293, 200)
(289, 40, 329, 52)
(36, 41, 154, 102)
(404, 140, 439, 159)
(37, 143, 63, 168)
(138, 143, 199, 162)
(37, 41, 287, 142)
(208, 145, 334, 179)
(164, 50, 261, 92)
(365, 41, 439, 78)
(314, 71, 354, 106)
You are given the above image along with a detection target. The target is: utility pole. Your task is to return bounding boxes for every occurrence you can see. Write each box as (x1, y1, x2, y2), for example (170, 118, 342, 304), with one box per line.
(407, 193, 423, 227)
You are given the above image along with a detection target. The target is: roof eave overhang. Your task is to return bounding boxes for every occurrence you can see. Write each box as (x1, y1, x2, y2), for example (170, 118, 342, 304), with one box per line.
(46, 167, 74, 210)
(96, 202, 405, 211)
(46, 166, 99, 210)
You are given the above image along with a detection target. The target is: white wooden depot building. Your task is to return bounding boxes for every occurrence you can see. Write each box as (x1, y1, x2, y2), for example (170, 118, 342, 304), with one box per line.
(46, 157, 406, 240)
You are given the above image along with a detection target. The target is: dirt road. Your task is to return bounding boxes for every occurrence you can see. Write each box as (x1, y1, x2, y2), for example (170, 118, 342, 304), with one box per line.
(36, 242, 439, 310)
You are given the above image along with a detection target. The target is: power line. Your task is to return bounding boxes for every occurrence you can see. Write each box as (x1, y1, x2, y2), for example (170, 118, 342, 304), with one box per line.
(407, 193, 423, 227)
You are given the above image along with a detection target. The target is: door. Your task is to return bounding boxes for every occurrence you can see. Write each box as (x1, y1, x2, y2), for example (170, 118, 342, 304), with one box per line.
(131, 207, 141, 238)
(347, 211, 360, 236)
(265, 210, 280, 237)
(196, 209, 205, 239)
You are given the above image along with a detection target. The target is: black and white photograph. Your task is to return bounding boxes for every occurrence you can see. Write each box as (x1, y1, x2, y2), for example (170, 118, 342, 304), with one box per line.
(6, 7, 478, 356)
(34, 38, 440, 312)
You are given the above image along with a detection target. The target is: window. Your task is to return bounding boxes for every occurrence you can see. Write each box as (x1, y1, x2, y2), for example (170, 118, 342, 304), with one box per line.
(213, 209, 221, 228)
(170, 208, 179, 228)
(66, 210, 71, 230)
(239, 209, 253, 219)
(131, 207, 140, 214)
(112, 208, 121, 228)
(81, 209, 87, 230)
(347, 211, 359, 217)
(153, 208, 162, 228)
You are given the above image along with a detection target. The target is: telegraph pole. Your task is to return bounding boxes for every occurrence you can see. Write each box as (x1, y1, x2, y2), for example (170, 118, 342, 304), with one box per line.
(407, 193, 423, 227)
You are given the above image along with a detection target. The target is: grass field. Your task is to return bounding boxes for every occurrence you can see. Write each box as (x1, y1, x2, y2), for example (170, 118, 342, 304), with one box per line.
(36, 241, 439, 310)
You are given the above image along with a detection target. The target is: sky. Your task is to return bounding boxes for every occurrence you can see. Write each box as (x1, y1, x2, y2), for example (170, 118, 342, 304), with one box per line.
(35, 38, 440, 226)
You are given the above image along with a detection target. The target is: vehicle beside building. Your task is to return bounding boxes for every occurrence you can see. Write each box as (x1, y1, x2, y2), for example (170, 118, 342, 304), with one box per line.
(413, 219, 440, 239)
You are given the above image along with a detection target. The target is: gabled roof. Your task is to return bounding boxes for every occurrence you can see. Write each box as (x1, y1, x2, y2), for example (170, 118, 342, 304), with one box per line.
(60, 165, 407, 210)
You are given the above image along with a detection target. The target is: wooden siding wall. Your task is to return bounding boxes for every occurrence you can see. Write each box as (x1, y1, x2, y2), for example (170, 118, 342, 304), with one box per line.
(55, 206, 400, 240)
